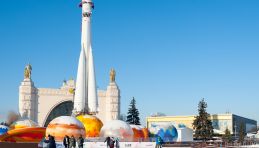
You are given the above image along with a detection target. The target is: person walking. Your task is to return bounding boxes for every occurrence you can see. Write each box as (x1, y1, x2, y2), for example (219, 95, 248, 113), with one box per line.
(44, 135, 51, 148)
(115, 137, 120, 148)
(77, 134, 84, 148)
(44, 135, 56, 148)
(104, 136, 111, 148)
(109, 137, 115, 148)
(49, 136, 56, 148)
(155, 136, 163, 148)
(63, 135, 70, 148)
(69, 135, 76, 148)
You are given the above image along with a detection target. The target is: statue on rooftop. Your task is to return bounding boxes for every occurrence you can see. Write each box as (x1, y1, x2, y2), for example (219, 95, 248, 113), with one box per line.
(24, 64, 32, 79)
(110, 68, 116, 83)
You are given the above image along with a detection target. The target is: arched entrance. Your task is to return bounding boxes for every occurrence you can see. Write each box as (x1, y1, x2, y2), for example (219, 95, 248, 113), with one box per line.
(43, 100, 73, 127)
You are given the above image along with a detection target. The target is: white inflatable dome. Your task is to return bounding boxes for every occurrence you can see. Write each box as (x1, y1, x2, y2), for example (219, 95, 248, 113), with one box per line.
(100, 120, 133, 140)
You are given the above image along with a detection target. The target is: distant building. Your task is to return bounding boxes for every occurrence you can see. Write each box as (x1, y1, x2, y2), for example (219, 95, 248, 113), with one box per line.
(146, 114, 257, 135)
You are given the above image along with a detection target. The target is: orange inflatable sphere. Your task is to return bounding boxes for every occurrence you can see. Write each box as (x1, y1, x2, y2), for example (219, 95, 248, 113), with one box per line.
(130, 125, 146, 139)
(0, 127, 46, 143)
(142, 128, 149, 138)
(132, 128, 144, 139)
(76, 114, 103, 137)
(45, 116, 86, 141)
(0, 119, 46, 143)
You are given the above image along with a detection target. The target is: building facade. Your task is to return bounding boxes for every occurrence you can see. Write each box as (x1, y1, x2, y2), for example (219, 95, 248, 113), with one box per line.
(19, 69, 120, 127)
(146, 114, 257, 135)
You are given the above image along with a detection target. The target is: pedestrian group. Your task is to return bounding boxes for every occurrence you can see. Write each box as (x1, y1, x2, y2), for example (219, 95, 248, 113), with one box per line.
(104, 136, 120, 148)
(44, 134, 84, 148)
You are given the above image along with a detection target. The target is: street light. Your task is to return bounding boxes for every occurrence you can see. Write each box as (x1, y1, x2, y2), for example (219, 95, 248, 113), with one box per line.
(234, 123, 237, 140)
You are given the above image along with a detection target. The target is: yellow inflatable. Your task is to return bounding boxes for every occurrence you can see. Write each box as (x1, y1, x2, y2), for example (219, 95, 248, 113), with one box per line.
(76, 114, 103, 137)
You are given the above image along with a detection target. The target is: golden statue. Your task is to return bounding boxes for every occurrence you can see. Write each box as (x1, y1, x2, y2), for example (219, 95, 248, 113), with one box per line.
(24, 64, 32, 79)
(69, 88, 75, 95)
(110, 68, 116, 82)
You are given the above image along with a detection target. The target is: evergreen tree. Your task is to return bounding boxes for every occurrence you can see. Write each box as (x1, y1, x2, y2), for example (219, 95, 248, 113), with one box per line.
(193, 98, 214, 140)
(223, 127, 232, 143)
(238, 122, 245, 144)
(126, 97, 140, 125)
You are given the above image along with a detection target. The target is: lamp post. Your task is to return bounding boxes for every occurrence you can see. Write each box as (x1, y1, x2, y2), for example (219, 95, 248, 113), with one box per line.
(234, 123, 237, 140)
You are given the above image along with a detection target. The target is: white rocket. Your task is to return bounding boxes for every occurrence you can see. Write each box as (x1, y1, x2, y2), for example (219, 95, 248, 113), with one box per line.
(73, 0, 97, 114)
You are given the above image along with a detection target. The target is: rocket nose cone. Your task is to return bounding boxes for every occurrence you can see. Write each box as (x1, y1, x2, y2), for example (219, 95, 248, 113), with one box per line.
(83, 0, 92, 2)
(81, 0, 94, 8)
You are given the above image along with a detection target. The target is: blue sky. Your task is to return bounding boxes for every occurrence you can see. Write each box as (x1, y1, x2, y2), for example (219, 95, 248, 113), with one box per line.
(0, 0, 259, 124)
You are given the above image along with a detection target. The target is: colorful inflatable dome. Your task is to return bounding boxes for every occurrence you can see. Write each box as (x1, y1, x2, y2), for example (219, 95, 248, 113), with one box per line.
(142, 128, 149, 138)
(149, 123, 178, 142)
(76, 114, 103, 137)
(130, 125, 144, 139)
(100, 120, 133, 141)
(0, 125, 9, 135)
(0, 127, 46, 142)
(10, 119, 38, 129)
(0, 119, 46, 142)
(45, 116, 86, 141)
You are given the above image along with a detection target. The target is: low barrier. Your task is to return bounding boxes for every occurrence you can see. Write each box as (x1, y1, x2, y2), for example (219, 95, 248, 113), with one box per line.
(84, 142, 155, 148)
(0, 142, 38, 148)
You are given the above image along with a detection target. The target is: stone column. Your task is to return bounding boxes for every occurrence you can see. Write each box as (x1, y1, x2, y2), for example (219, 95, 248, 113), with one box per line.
(105, 82, 120, 122)
(19, 78, 37, 122)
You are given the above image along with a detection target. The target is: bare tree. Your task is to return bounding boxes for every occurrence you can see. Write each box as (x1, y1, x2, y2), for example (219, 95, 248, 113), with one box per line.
(6, 111, 21, 126)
